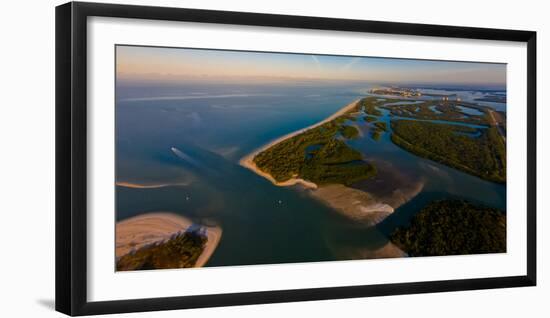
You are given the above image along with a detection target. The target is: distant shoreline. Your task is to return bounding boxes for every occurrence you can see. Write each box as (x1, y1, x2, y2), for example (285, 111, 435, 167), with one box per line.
(239, 98, 361, 188)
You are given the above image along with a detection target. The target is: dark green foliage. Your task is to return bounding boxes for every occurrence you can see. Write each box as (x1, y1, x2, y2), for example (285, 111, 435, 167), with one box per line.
(340, 125, 359, 139)
(361, 98, 383, 116)
(253, 113, 376, 185)
(374, 122, 387, 131)
(371, 129, 382, 141)
(302, 160, 376, 185)
(390, 200, 506, 256)
(312, 139, 363, 164)
(253, 121, 339, 182)
(390, 120, 506, 183)
(301, 139, 376, 185)
(335, 115, 357, 124)
(369, 120, 387, 141)
(381, 100, 489, 125)
(335, 117, 347, 124)
(364, 116, 377, 123)
(116, 230, 207, 271)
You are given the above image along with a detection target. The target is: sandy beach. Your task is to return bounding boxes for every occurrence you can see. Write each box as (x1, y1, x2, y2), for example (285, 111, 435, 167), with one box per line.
(115, 181, 191, 189)
(115, 212, 222, 267)
(239, 99, 360, 189)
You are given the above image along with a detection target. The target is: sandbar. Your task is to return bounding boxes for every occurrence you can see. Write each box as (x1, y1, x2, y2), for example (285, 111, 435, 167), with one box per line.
(116, 181, 190, 189)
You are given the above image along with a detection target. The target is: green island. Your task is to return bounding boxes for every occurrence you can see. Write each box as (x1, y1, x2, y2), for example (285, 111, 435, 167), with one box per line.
(374, 121, 387, 131)
(116, 230, 207, 271)
(390, 200, 506, 256)
(253, 105, 376, 186)
(339, 125, 360, 139)
(370, 124, 385, 141)
(364, 115, 377, 123)
(370, 129, 382, 141)
(390, 119, 506, 183)
(367, 122, 387, 142)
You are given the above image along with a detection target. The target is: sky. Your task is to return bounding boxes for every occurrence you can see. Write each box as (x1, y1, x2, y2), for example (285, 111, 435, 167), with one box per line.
(116, 45, 506, 86)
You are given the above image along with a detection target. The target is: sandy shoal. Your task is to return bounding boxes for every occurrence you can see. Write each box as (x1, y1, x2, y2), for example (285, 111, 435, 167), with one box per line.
(310, 181, 424, 227)
(116, 181, 191, 189)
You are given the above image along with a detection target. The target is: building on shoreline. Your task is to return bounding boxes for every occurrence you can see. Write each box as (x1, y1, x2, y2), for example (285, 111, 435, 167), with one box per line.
(369, 87, 422, 97)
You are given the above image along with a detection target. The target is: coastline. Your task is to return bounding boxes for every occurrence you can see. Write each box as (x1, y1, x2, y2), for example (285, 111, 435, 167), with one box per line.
(239, 98, 361, 188)
(115, 212, 222, 268)
(195, 224, 222, 267)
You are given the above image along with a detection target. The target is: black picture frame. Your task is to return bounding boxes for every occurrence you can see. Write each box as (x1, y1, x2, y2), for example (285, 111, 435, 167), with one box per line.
(55, 1, 537, 316)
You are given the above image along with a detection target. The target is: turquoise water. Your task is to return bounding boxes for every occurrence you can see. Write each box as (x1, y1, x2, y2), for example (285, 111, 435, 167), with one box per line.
(116, 82, 506, 267)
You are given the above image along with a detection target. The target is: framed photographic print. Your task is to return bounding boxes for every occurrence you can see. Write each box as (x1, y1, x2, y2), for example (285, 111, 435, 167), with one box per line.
(55, 1, 537, 316)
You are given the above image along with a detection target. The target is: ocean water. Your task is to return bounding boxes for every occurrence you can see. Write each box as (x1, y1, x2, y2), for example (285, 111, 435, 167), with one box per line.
(116, 82, 506, 267)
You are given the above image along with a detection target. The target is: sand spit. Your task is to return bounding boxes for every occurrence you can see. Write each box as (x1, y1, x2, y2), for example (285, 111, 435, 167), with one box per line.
(115, 212, 222, 268)
(116, 181, 191, 189)
(239, 99, 360, 189)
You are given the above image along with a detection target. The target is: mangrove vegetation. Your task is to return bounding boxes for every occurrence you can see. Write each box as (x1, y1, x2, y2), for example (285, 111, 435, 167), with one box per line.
(390, 200, 506, 256)
(116, 229, 208, 271)
(254, 110, 376, 186)
(390, 120, 506, 183)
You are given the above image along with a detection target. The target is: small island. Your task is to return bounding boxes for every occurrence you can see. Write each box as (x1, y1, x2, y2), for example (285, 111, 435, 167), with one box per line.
(364, 115, 377, 123)
(116, 213, 222, 271)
